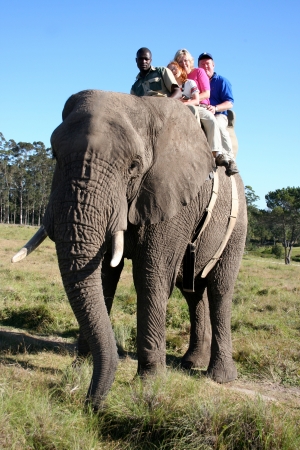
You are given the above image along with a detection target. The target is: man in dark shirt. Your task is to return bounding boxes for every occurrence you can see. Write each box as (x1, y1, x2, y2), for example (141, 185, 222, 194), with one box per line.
(131, 47, 182, 99)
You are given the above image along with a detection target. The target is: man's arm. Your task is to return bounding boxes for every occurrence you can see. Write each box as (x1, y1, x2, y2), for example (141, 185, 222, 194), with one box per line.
(208, 75, 233, 113)
(207, 100, 233, 114)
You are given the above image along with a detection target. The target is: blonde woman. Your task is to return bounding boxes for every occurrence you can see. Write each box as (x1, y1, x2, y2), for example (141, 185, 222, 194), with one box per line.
(174, 49, 238, 174)
(174, 49, 210, 106)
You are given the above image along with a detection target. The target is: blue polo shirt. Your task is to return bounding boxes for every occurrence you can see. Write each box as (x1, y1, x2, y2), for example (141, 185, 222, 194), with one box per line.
(210, 72, 234, 116)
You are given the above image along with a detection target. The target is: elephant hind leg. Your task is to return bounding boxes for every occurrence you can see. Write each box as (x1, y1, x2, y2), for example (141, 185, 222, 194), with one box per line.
(180, 281, 211, 369)
(206, 257, 240, 384)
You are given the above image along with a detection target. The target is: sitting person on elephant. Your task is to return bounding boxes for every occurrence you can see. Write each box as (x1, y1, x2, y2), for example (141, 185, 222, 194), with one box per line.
(167, 61, 200, 106)
(198, 52, 238, 175)
(174, 49, 238, 176)
(131, 47, 182, 99)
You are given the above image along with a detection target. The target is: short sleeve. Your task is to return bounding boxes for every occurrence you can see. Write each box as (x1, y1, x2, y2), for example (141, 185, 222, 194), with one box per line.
(189, 79, 199, 94)
(197, 68, 210, 92)
(221, 78, 234, 103)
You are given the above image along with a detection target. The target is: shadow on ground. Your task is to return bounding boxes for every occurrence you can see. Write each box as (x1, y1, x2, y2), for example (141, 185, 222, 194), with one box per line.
(0, 326, 76, 355)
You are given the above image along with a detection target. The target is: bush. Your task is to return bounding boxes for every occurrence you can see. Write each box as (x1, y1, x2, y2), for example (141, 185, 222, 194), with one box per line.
(272, 244, 284, 259)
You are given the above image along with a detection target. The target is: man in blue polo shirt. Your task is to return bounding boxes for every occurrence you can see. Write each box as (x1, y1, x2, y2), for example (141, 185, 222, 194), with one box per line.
(198, 52, 238, 176)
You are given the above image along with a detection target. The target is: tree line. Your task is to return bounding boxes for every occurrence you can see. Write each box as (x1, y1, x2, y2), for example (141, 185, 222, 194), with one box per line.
(0, 132, 55, 226)
(1, 131, 300, 262)
(246, 185, 300, 263)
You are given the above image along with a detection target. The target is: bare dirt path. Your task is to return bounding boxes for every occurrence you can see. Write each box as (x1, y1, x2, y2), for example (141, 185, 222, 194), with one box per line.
(226, 379, 300, 407)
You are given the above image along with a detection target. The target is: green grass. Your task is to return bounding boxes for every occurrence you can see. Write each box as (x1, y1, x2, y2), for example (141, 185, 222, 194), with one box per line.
(1, 224, 300, 448)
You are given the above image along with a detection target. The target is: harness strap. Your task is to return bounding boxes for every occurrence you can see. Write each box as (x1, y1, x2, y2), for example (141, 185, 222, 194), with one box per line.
(201, 174, 239, 278)
(182, 171, 219, 292)
(193, 170, 219, 244)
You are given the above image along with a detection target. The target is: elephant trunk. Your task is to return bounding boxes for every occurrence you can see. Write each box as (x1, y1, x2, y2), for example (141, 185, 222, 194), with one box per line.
(52, 189, 127, 408)
(58, 242, 118, 410)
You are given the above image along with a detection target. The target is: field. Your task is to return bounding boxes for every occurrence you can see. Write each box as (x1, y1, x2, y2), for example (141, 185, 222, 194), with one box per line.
(0, 224, 300, 449)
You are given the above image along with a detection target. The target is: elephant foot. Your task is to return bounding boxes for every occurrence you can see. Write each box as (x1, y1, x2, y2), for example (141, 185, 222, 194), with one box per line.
(206, 358, 237, 384)
(137, 361, 166, 378)
(181, 349, 211, 370)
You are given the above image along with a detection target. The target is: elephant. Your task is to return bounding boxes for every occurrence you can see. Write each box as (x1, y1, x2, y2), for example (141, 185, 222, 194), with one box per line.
(12, 90, 247, 411)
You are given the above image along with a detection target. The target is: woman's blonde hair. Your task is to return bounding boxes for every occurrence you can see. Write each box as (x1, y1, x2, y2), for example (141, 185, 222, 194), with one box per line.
(167, 61, 187, 84)
(174, 49, 194, 69)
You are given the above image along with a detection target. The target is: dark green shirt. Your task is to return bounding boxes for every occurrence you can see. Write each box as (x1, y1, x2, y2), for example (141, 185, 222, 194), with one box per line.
(130, 66, 178, 97)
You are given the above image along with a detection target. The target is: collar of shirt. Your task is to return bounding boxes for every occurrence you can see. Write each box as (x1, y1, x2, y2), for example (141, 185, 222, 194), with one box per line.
(136, 66, 156, 80)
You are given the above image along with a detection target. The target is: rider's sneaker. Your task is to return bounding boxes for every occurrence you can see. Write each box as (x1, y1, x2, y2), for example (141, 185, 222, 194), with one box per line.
(226, 160, 239, 176)
(215, 153, 230, 168)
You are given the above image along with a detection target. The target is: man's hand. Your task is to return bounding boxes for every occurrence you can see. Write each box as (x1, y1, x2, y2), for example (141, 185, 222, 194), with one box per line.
(207, 101, 233, 114)
(170, 85, 183, 99)
(207, 104, 217, 114)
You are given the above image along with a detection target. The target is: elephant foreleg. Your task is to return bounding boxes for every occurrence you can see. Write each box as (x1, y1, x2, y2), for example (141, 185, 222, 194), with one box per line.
(133, 263, 170, 376)
(180, 281, 211, 369)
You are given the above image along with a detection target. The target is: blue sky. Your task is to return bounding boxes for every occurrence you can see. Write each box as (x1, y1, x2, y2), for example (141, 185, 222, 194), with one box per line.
(1, 0, 299, 209)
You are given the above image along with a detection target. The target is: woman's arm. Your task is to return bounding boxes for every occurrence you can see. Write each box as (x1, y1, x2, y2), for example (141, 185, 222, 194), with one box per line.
(199, 89, 210, 101)
(197, 68, 210, 102)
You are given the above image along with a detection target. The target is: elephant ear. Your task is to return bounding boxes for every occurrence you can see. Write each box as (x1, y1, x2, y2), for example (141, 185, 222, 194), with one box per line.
(128, 102, 214, 225)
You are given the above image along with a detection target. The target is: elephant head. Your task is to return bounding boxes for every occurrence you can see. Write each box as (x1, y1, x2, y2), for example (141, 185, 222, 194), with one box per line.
(12, 90, 214, 410)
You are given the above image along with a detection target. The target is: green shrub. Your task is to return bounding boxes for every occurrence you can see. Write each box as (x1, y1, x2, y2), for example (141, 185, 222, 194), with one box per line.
(166, 301, 189, 329)
(0, 305, 54, 333)
(113, 322, 136, 353)
(272, 244, 284, 259)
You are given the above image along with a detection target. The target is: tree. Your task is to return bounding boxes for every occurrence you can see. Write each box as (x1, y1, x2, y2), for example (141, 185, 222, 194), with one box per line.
(245, 185, 260, 207)
(245, 186, 262, 244)
(0, 133, 16, 223)
(0, 132, 55, 225)
(265, 187, 300, 264)
(10, 141, 34, 224)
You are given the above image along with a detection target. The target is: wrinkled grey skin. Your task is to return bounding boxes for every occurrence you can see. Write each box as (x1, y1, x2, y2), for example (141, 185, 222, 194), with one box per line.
(45, 90, 247, 410)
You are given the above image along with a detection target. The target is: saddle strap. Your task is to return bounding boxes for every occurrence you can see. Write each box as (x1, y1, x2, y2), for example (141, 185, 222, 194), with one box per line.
(192, 170, 219, 245)
(198, 170, 219, 240)
(201, 174, 239, 278)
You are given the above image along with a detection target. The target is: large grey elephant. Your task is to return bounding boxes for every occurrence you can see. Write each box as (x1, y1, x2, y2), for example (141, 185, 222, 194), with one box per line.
(12, 90, 247, 411)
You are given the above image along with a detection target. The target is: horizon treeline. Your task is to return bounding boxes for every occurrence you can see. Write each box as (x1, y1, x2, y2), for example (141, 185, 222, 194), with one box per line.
(0, 132, 55, 226)
(1, 131, 300, 257)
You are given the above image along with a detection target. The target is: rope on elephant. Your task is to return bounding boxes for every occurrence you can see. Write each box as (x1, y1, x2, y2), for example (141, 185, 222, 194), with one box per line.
(201, 174, 239, 278)
(182, 171, 219, 292)
(193, 169, 219, 243)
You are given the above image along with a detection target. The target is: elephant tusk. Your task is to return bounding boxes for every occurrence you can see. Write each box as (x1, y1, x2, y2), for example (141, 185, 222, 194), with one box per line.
(110, 230, 124, 267)
(11, 225, 48, 263)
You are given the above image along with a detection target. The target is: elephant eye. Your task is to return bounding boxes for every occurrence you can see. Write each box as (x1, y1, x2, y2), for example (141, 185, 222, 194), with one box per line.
(128, 159, 140, 175)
